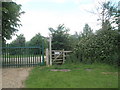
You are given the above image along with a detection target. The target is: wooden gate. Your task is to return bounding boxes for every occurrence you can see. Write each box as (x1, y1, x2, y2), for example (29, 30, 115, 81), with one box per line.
(51, 50, 72, 65)
(2, 45, 44, 68)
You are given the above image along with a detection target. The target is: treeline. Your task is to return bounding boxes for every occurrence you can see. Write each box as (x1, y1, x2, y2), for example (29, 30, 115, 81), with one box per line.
(2, 1, 120, 66)
(49, 23, 119, 66)
(49, 1, 120, 66)
(6, 33, 48, 55)
(69, 27, 119, 65)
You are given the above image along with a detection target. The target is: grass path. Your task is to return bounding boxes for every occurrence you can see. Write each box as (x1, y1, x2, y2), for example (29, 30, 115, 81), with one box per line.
(25, 63, 118, 88)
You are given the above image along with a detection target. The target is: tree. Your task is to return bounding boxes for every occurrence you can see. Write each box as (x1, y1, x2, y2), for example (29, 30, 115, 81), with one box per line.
(68, 35, 78, 50)
(2, 2, 24, 46)
(10, 34, 25, 47)
(28, 33, 48, 54)
(49, 24, 71, 50)
(29, 33, 43, 46)
(82, 24, 93, 37)
(93, 1, 118, 30)
(117, 1, 120, 31)
(73, 29, 119, 65)
(9, 34, 26, 55)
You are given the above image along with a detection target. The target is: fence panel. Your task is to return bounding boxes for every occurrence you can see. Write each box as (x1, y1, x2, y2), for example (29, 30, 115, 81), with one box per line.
(2, 46, 44, 68)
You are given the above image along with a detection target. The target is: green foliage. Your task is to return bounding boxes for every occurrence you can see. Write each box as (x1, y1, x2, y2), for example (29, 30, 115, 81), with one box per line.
(74, 29, 119, 65)
(82, 24, 93, 37)
(68, 34, 79, 50)
(10, 34, 26, 47)
(95, 1, 118, 30)
(66, 53, 79, 64)
(28, 33, 43, 47)
(2, 2, 24, 45)
(49, 24, 71, 50)
(95, 30, 119, 65)
(9, 34, 26, 55)
(67, 1, 120, 66)
(26, 33, 48, 54)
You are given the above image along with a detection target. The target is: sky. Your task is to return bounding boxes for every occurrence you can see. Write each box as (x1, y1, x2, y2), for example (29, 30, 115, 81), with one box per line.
(7, 0, 119, 43)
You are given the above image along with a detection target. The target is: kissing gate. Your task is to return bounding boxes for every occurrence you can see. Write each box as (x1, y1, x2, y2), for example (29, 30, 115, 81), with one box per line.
(2, 44, 44, 68)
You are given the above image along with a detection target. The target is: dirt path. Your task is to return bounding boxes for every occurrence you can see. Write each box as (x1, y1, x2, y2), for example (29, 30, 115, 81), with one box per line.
(2, 67, 32, 88)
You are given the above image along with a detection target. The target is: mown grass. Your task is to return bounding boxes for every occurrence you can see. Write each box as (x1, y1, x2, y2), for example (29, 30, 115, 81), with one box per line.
(25, 63, 118, 88)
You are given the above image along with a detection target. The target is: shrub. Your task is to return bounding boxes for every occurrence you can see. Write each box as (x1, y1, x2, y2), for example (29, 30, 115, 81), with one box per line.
(73, 30, 119, 65)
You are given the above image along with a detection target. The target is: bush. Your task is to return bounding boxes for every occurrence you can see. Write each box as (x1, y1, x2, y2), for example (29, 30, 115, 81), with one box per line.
(65, 53, 79, 64)
(73, 29, 119, 65)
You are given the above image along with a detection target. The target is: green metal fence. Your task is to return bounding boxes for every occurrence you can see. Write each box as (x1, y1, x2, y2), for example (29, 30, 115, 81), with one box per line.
(2, 45, 44, 68)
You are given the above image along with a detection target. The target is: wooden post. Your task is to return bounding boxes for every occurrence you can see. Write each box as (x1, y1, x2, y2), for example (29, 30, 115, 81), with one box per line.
(63, 49, 65, 64)
(46, 48, 49, 66)
(41, 40, 44, 65)
(49, 34, 52, 66)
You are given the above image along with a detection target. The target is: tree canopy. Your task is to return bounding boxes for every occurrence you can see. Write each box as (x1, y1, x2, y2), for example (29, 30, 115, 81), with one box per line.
(94, 1, 118, 30)
(2, 1, 119, 66)
(82, 24, 93, 37)
(10, 34, 25, 47)
(2, 2, 24, 46)
(9, 34, 25, 55)
(49, 24, 71, 50)
(67, 1, 120, 66)
(28, 33, 48, 48)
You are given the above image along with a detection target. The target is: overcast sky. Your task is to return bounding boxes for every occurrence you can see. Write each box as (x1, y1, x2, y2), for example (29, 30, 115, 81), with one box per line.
(7, 0, 119, 43)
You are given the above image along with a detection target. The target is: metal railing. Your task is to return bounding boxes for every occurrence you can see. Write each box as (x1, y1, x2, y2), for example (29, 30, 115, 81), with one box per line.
(2, 45, 44, 68)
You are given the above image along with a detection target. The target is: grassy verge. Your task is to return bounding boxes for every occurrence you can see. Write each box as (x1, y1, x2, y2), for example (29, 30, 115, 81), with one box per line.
(25, 63, 118, 88)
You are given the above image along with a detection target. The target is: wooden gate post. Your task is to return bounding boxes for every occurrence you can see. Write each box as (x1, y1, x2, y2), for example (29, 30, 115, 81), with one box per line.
(41, 40, 44, 65)
(49, 34, 52, 66)
(63, 49, 65, 64)
(46, 48, 49, 66)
